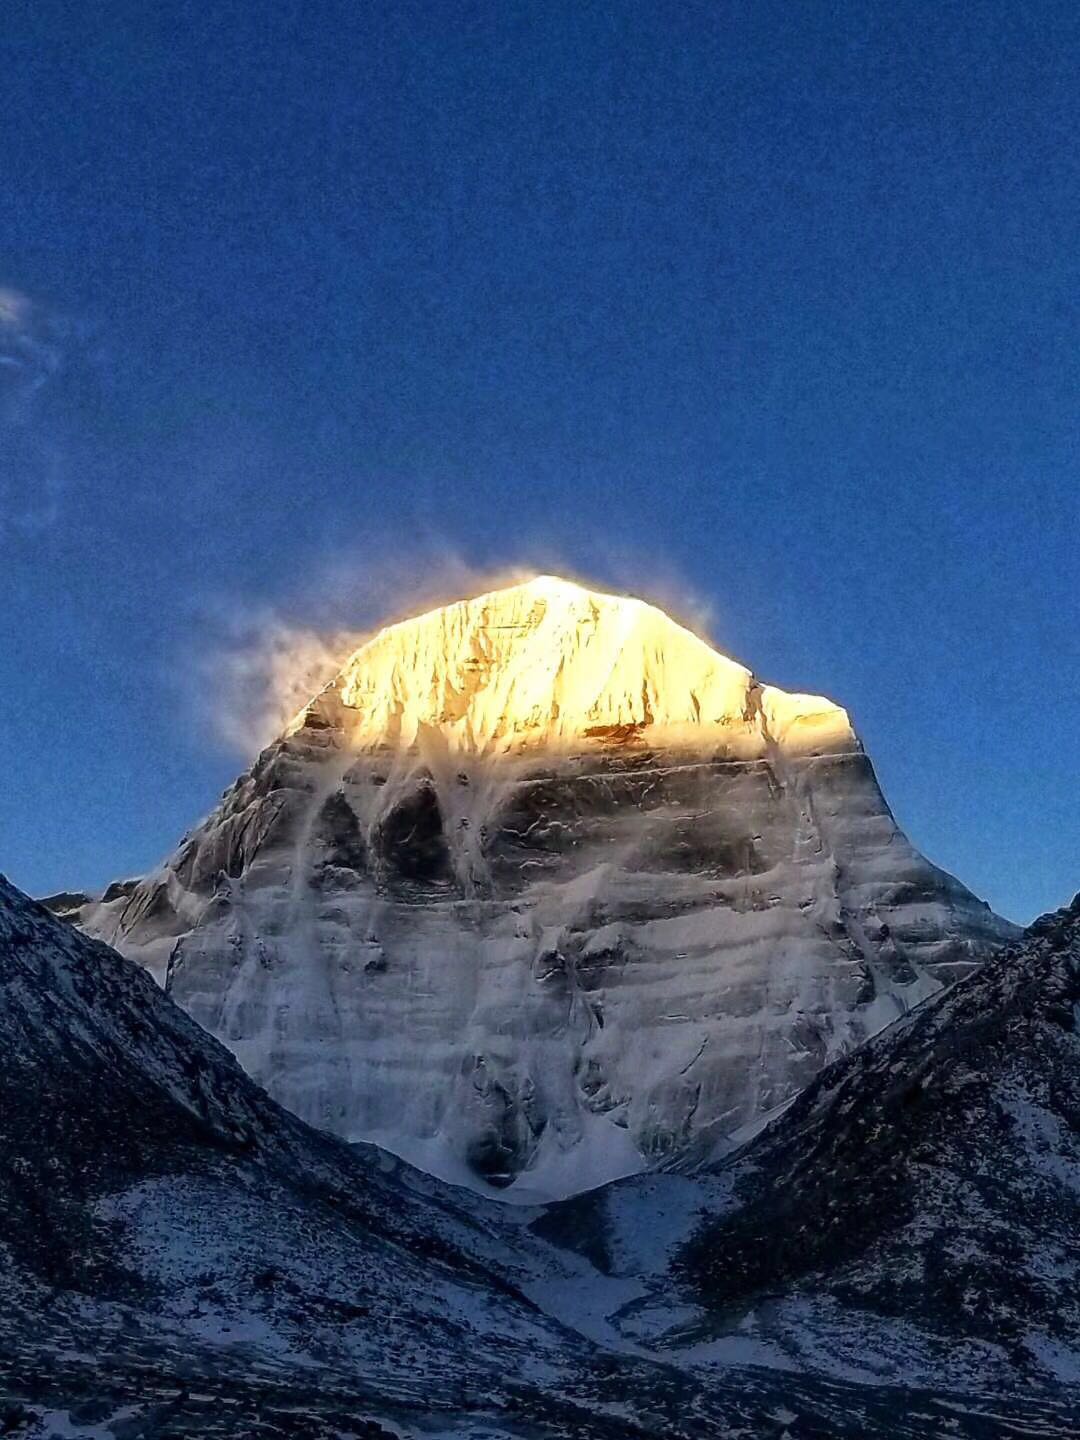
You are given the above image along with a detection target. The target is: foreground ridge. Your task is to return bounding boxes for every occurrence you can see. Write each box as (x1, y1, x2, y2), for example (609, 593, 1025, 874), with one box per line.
(3, 872, 1077, 1435)
(0, 871, 714, 1437)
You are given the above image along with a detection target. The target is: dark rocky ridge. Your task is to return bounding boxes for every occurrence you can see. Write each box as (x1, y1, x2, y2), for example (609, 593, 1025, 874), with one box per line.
(0, 874, 679, 1436)
(683, 893, 1080, 1365)
(534, 897, 1080, 1404)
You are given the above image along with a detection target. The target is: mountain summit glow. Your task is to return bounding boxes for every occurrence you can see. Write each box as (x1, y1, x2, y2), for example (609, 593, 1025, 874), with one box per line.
(292, 574, 855, 759)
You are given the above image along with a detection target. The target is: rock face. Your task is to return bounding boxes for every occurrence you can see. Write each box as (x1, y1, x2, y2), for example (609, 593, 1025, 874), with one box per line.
(72, 576, 1015, 1198)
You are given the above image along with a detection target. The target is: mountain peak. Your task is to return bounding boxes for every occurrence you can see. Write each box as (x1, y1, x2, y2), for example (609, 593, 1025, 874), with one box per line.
(292, 575, 856, 760)
(69, 574, 1015, 1202)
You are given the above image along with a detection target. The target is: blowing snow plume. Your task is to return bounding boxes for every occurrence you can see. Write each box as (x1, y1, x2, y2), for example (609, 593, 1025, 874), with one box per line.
(187, 547, 555, 757)
(0, 287, 89, 539)
(185, 540, 726, 760)
(192, 611, 365, 756)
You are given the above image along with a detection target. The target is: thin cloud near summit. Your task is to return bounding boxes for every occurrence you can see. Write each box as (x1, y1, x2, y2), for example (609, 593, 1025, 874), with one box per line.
(0, 287, 83, 540)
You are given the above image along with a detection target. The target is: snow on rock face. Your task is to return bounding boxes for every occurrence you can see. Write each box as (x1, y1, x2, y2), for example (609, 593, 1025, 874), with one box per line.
(71, 576, 1017, 1199)
(296, 574, 855, 758)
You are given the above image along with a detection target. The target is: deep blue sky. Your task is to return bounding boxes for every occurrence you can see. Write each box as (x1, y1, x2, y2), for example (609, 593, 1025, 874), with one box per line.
(1, 0, 1077, 922)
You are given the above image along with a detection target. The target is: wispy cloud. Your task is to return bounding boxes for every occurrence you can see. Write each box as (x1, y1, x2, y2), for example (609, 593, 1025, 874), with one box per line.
(188, 610, 365, 755)
(0, 287, 84, 539)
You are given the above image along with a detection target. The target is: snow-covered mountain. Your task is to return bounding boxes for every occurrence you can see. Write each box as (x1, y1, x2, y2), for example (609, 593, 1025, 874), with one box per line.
(65, 576, 1015, 1199)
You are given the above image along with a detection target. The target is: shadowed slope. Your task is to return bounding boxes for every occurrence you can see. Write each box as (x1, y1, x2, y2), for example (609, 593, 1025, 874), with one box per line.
(533, 897, 1080, 1402)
